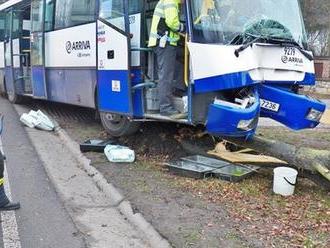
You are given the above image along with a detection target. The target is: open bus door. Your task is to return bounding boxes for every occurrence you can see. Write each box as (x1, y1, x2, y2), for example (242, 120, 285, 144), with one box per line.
(97, 0, 133, 116)
(30, 0, 47, 99)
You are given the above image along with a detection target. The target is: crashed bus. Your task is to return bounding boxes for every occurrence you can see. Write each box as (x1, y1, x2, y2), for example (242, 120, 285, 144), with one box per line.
(0, 0, 326, 138)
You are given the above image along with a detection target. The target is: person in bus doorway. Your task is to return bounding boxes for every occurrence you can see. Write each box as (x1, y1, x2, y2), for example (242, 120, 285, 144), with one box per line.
(0, 115, 20, 211)
(148, 0, 186, 117)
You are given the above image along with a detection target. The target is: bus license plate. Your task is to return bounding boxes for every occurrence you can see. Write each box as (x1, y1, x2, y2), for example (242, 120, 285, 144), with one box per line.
(260, 99, 280, 112)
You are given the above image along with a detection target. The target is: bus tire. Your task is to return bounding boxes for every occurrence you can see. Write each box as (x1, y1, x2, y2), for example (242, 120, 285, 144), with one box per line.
(4, 78, 23, 103)
(7, 90, 23, 104)
(100, 112, 140, 137)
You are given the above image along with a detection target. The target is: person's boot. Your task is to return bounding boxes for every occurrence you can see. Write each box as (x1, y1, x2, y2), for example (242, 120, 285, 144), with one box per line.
(0, 185, 20, 211)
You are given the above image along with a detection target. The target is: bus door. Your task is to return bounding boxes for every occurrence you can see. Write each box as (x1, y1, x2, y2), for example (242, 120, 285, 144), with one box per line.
(30, 0, 47, 99)
(4, 5, 32, 103)
(97, 0, 133, 115)
(5, 9, 17, 101)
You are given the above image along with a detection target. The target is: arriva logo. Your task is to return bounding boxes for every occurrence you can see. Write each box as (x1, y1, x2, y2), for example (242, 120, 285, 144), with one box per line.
(281, 55, 303, 64)
(66, 40, 91, 54)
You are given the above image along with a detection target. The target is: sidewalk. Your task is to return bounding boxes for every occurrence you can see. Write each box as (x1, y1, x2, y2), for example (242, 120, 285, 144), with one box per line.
(13, 104, 165, 248)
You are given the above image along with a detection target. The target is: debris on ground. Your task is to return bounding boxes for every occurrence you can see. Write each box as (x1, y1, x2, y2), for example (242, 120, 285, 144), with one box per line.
(80, 139, 115, 153)
(167, 155, 256, 182)
(104, 145, 135, 163)
(320, 109, 330, 124)
(46, 110, 330, 247)
(20, 110, 55, 131)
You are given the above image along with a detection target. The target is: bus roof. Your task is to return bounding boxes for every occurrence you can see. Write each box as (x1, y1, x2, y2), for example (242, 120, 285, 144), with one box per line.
(0, 0, 23, 11)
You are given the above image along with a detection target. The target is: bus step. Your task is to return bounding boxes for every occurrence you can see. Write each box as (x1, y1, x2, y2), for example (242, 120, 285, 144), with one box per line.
(15, 76, 31, 81)
(23, 93, 33, 97)
(144, 113, 189, 123)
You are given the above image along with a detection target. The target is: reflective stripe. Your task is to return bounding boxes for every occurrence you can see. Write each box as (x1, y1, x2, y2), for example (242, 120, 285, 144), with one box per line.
(0, 178, 4, 186)
(163, 3, 177, 9)
(153, 11, 164, 18)
(150, 32, 179, 42)
(150, 33, 160, 39)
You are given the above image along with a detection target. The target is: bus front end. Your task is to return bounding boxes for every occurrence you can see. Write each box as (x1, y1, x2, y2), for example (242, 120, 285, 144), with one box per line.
(187, 0, 326, 138)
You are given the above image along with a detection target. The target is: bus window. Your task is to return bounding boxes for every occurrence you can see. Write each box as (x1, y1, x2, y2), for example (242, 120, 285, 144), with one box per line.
(0, 13, 5, 41)
(55, 0, 96, 29)
(45, 0, 55, 31)
(5, 12, 11, 66)
(12, 11, 20, 39)
(128, 0, 142, 14)
(31, 0, 43, 32)
(99, 0, 125, 31)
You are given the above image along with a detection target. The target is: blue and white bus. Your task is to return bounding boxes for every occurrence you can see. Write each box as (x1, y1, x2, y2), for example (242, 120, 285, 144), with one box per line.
(0, 0, 326, 138)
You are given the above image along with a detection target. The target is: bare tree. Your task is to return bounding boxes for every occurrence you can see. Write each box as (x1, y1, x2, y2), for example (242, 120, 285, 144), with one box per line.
(300, 0, 330, 56)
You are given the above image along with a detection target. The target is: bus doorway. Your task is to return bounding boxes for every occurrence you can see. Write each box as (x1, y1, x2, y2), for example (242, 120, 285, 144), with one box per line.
(138, 0, 188, 119)
(30, 0, 50, 99)
(4, 4, 31, 103)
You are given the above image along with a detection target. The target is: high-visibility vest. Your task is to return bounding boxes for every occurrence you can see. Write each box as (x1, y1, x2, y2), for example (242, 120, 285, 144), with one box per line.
(148, 0, 181, 47)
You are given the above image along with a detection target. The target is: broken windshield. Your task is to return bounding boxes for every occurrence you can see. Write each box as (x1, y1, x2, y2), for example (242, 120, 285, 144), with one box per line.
(190, 0, 308, 48)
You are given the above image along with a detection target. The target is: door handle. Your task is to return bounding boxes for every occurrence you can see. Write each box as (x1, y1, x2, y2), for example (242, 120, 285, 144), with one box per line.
(107, 50, 114, 59)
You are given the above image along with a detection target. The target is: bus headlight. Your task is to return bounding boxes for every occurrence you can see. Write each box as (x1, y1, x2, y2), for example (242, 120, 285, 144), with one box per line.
(237, 118, 255, 131)
(306, 108, 323, 122)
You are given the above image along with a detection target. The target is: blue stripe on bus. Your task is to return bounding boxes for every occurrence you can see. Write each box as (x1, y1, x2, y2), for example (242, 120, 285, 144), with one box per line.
(194, 71, 255, 93)
(32, 66, 47, 98)
(194, 71, 315, 93)
(131, 68, 144, 117)
(301, 73, 315, 85)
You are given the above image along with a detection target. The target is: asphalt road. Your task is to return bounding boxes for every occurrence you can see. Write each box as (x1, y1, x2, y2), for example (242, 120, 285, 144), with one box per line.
(0, 97, 85, 248)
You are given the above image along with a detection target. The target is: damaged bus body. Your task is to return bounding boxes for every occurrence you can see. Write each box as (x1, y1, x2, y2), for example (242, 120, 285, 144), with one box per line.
(0, 0, 326, 138)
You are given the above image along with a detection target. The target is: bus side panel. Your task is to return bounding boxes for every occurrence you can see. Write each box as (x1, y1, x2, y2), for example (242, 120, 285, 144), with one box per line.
(98, 69, 131, 113)
(44, 23, 97, 108)
(97, 20, 131, 114)
(45, 68, 96, 108)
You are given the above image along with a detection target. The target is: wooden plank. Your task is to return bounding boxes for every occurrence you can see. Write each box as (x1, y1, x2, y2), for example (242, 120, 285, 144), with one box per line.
(320, 109, 330, 125)
(208, 150, 287, 165)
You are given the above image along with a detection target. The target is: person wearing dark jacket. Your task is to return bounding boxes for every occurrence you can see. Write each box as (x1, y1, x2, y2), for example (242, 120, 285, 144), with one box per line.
(0, 115, 20, 211)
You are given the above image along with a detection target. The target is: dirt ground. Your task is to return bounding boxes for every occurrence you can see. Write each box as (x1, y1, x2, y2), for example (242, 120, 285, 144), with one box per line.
(52, 110, 330, 248)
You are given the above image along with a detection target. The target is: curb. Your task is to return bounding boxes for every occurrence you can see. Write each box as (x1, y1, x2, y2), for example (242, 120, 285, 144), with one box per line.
(56, 127, 171, 248)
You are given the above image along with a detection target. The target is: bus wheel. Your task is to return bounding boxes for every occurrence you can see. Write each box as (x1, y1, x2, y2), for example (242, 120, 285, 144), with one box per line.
(100, 112, 140, 137)
(7, 90, 23, 104)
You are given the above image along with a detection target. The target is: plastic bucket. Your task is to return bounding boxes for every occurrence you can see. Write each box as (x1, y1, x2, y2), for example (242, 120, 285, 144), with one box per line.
(273, 167, 298, 196)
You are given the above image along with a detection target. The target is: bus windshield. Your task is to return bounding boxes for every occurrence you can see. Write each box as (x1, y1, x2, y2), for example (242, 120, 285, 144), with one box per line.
(190, 0, 308, 48)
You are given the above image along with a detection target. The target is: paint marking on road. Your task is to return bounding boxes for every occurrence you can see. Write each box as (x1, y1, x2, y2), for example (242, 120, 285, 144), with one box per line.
(0, 138, 22, 248)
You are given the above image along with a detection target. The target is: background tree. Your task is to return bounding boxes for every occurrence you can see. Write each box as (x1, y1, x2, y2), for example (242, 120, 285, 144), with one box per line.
(300, 0, 330, 56)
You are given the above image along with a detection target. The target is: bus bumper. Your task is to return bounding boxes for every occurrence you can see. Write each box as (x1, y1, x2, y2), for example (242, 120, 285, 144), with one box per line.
(259, 85, 326, 130)
(206, 97, 260, 139)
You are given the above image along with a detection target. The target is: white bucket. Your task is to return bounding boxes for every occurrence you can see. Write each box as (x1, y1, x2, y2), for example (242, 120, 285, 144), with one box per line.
(273, 167, 298, 196)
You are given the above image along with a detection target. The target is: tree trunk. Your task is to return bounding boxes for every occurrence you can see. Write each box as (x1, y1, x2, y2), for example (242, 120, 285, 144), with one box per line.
(225, 136, 330, 189)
